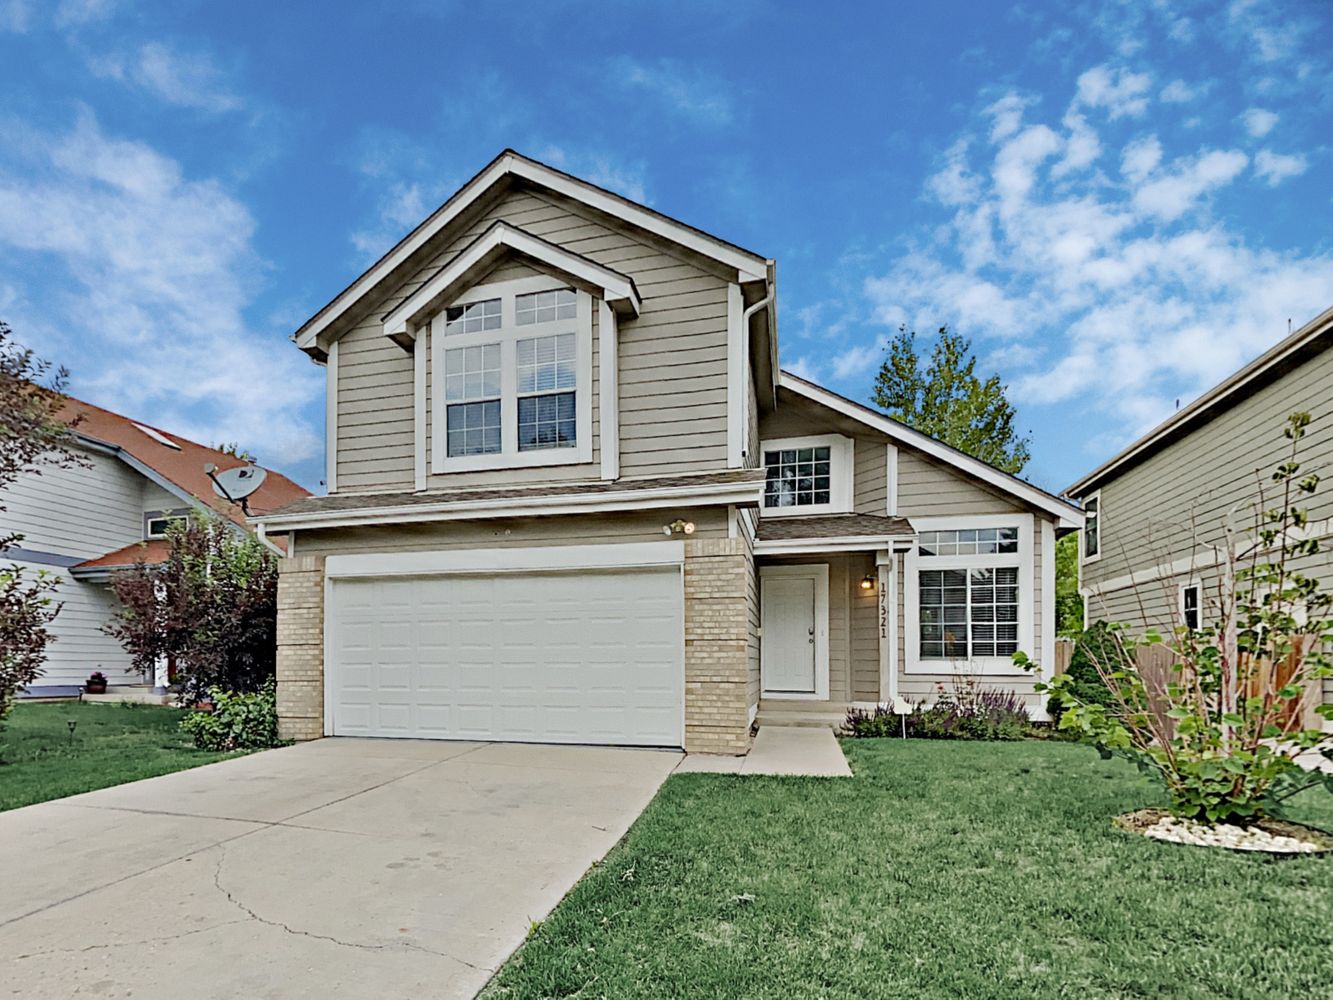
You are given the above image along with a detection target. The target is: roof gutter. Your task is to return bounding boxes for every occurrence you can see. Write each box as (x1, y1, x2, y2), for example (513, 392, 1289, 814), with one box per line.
(253, 478, 765, 534)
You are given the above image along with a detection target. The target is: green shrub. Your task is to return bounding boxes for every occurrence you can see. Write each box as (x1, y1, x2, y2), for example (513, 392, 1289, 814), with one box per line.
(1047, 622, 1121, 718)
(179, 679, 282, 751)
(844, 675, 1031, 741)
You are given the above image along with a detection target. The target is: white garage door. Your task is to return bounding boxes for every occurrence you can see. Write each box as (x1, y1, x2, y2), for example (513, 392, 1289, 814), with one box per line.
(328, 567, 684, 747)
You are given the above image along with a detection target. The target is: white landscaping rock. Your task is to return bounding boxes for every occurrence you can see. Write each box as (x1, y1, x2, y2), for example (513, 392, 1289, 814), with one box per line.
(1140, 814, 1327, 854)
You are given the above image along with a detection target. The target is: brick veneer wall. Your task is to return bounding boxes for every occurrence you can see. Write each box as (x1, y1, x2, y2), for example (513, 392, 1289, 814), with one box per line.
(683, 538, 752, 754)
(276, 555, 325, 741)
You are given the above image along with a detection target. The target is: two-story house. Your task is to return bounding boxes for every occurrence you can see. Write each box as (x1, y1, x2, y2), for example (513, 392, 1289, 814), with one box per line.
(258, 150, 1082, 754)
(2, 397, 308, 697)
(1066, 304, 1333, 729)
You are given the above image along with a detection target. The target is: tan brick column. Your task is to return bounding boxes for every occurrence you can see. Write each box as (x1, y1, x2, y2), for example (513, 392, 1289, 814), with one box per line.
(276, 555, 326, 741)
(683, 538, 751, 754)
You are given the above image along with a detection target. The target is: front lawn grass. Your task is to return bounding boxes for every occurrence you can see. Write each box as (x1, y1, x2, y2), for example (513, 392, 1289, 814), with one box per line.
(484, 739, 1333, 999)
(0, 701, 247, 811)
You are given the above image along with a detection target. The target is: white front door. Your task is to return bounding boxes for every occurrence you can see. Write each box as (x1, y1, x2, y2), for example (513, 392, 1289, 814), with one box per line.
(760, 564, 830, 700)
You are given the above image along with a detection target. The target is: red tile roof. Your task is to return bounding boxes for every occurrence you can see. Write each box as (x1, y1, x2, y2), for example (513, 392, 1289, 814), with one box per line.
(57, 395, 311, 533)
(73, 539, 171, 571)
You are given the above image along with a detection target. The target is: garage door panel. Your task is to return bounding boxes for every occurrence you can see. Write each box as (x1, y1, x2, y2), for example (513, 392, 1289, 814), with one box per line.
(329, 566, 682, 746)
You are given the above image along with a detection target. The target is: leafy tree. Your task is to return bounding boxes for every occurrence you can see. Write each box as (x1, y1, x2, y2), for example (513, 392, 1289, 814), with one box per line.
(1055, 532, 1084, 637)
(0, 321, 84, 723)
(107, 513, 278, 705)
(871, 325, 1031, 474)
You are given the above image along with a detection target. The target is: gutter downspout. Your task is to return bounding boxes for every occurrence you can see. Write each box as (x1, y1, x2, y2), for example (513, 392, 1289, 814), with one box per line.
(740, 267, 776, 412)
(255, 521, 285, 557)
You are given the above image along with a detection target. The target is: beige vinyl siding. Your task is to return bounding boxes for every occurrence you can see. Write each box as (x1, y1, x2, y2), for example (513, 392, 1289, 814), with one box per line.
(293, 507, 730, 558)
(854, 439, 888, 515)
(849, 552, 880, 700)
(335, 320, 415, 492)
(330, 184, 732, 493)
(1083, 344, 1333, 589)
(141, 482, 184, 514)
(895, 446, 1023, 517)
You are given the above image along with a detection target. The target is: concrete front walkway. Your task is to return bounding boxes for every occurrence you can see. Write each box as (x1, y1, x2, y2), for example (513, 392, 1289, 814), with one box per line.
(676, 725, 853, 777)
(1, 738, 679, 1000)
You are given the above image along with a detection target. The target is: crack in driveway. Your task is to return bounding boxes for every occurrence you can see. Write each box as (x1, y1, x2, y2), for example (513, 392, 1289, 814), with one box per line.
(211, 846, 493, 974)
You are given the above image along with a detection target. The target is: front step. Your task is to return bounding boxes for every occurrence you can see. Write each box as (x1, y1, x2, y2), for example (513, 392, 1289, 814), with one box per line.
(756, 700, 849, 730)
(83, 687, 174, 706)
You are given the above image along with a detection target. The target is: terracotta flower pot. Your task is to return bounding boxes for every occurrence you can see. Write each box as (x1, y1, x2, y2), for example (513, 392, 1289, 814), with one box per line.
(84, 682, 107, 695)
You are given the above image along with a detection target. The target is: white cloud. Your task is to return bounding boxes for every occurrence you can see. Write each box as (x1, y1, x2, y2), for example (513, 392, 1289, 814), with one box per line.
(0, 112, 320, 468)
(1241, 107, 1278, 138)
(830, 339, 884, 381)
(54, 0, 116, 28)
(612, 57, 734, 126)
(859, 68, 1333, 453)
(1253, 149, 1309, 186)
(1160, 79, 1204, 103)
(0, 0, 31, 31)
(1120, 135, 1162, 183)
(1074, 64, 1153, 119)
(1132, 149, 1248, 221)
(89, 42, 241, 113)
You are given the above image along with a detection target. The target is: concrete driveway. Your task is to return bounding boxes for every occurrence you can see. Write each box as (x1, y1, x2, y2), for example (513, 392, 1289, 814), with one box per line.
(0, 738, 680, 999)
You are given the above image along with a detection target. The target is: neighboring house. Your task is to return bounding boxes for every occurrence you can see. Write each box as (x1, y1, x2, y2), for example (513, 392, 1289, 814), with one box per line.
(0, 398, 309, 696)
(1065, 304, 1333, 728)
(257, 149, 1082, 754)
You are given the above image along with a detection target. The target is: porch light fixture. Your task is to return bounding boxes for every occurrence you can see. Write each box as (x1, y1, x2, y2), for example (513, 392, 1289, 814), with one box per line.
(663, 519, 696, 536)
(860, 573, 876, 592)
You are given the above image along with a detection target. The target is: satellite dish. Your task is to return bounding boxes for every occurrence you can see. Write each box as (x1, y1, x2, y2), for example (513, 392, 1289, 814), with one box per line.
(211, 465, 267, 501)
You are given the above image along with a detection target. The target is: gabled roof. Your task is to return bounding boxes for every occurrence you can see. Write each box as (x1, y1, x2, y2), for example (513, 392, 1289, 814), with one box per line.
(1066, 304, 1333, 497)
(778, 373, 1083, 528)
(294, 149, 770, 354)
(58, 396, 310, 530)
(379, 221, 642, 350)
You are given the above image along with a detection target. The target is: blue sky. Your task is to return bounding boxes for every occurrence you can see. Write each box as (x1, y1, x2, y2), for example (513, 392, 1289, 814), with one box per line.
(1, 0, 1330, 495)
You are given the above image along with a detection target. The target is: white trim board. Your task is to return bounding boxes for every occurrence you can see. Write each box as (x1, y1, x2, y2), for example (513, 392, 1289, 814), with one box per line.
(256, 477, 764, 532)
(779, 373, 1083, 528)
(383, 221, 641, 346)
(759, 563, 830, 701)
(295, 149, 767, 352)
(324, 540, 685, 580)
(325, 340, 338, 492)
(754, 537, 908, 556)
(598, 299, 620, 481)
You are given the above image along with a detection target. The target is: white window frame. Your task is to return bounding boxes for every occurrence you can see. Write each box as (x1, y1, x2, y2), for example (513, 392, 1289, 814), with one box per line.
(758, 433, 854, 517)
(904, 514, 1035, 676)
(1082, 491, 1102, 565)
(1179, 578, 1203, 631)
(430, 275, 593, 474)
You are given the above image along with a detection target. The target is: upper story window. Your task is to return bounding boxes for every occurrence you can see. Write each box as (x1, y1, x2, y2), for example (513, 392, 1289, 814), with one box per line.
(906, 517, 1033, 674)
(430, 277, 593, 474)
(145, 510, 190, 539)
(1083, 494, 1100, 561)
(759, 434, 853, 517)
(1180, 581, 1201, 631)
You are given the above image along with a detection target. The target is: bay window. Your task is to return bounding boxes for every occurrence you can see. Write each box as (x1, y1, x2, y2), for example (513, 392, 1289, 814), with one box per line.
(430, 277, 593, 473)
(906, 517, 1033, 673)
